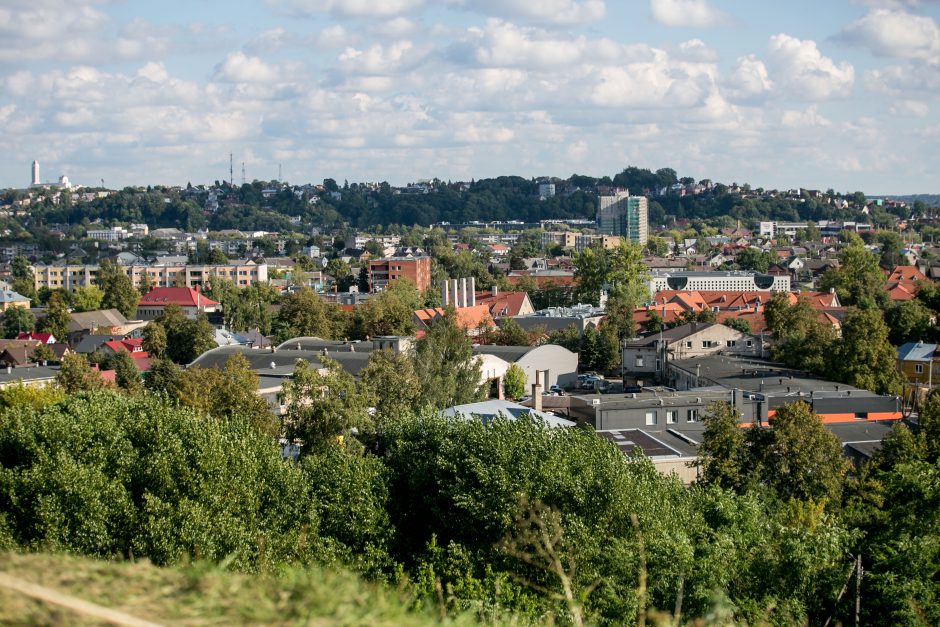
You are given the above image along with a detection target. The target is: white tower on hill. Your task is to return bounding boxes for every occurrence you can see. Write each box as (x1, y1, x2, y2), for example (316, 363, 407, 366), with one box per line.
(31, 160, 40, 185)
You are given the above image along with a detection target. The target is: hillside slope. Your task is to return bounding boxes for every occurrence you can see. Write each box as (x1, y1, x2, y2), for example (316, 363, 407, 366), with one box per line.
(0, 552, 488, 626)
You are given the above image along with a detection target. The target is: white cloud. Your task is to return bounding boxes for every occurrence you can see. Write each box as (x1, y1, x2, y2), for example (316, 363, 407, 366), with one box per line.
(276, 0, 426, 18)
(136, 62, 169, 83)
(337, 41, 427, 75)
(456, 0, 606, 26)
(213, 52, 281, 83)
(865, 63, 940, 94)
(781, 105, 832, 128)
(723, 55, 774, 102)
(370, 17, 420, 39)
(650, 0, 728, 27)
(841, 9, 940, 62)
(458, 20, 587, 69)
(675, 39, 719, 62)
(767, 34, 854, 100)
(312, 25, 350, 48)
(890, 99, 929, 117)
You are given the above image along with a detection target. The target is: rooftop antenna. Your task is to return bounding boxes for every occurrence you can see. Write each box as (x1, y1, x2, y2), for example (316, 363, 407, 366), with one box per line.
(242, 162, 246, 186)
(229, 153, 234, 187)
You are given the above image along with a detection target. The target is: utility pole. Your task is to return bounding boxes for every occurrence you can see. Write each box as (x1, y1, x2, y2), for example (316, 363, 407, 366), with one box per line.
(855, 553, 862, 627)
(278, 163, 282, 182)
(229, 153, 234, 187)
(242, 162, 246, 186)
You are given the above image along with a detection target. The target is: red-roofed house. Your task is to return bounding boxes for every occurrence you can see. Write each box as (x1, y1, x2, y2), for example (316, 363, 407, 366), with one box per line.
(414, 305, 495, 338)
(16, 331, 55, 344)
(137, 287, 220, 320)
(101, 337, 151, 372)
(474, 289, 535, 319)
(886, 265, 929, 302)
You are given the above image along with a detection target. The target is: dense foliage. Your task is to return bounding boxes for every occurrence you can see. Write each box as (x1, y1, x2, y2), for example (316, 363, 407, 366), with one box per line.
(1, 378, 934, 625)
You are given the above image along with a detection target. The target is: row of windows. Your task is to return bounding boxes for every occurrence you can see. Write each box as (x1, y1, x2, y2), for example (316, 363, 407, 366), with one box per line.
(683, 339, 754, 348)
(645, 409, 699, 425)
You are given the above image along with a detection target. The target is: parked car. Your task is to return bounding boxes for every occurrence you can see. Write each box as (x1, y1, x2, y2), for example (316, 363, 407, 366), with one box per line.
(549, 384, 564, 395)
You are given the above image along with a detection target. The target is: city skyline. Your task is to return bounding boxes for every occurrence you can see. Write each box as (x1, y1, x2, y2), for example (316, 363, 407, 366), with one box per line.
(1, 1, 939, 193)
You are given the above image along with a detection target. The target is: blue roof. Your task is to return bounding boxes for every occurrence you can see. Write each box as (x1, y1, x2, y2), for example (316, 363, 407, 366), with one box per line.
(0, 291, 29, 303)
(441, 400, 574, 429)
(897, 342, 937, 362)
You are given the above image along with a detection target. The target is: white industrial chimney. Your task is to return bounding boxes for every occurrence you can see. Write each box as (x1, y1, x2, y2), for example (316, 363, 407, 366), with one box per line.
(31, 160, 39, 186)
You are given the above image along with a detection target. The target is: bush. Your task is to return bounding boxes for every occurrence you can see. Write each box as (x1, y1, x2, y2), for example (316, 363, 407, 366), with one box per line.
(0, 390, 321, 571)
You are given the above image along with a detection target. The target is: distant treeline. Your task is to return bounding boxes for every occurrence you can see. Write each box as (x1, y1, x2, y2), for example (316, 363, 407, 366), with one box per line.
(9, 166, 929, 234)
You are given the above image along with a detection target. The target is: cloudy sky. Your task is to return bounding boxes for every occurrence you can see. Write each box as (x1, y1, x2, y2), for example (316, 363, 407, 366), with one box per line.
(1, 0, 938, 194)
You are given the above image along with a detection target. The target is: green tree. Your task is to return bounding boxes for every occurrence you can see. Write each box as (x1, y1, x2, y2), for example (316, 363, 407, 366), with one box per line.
(546, 324, 581, 353)
(30, 343, 54, 365)
(753, 402, 849, 505)
(0, 390, 320, 570)
(0, 306, 34, 339)
(832, 307, 904, 395)
(573, 246, 605, 305)
(177, 354, 277, 435)
(764, 293, 835, 374)
(144, 358, 182, 396)
(735, 247, 775, 273)
(494, 318, 530, 346)
(98, 259, 139, 318)
(112, 350, 144, 395)
(55, 353, 106, 393)
(10, 255, 36, 302)
(884, 299, 935, 345)
(138, 270, 153, 296)
(359, 349, 422, 427)
(207, 247, 229, 264)
(579, 326, 601, 372)
(818, 236, 887, 308)
(281, 358, 369, 453)
(723, 316, 752, 334)
(644, 235, 669, 257)
(325, 258, 350, 284)
(413, 310, 485, 409)
(142, 322, 167, 360)
(697, 402, 748, 491)
(276, 287, 335, 340)
(38, 292, 71, 342)
(354, 279, 420, 338)
(71, 285, 104, 312)
(155, 305, 216, 364)
(503, 363, 527, 400)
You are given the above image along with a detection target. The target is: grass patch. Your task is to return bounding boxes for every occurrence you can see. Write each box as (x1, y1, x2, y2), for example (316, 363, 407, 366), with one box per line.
(0, 552, 495, 626)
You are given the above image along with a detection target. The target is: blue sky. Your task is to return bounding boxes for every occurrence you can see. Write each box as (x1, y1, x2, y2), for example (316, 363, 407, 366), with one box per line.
(1, 0, 938, 194)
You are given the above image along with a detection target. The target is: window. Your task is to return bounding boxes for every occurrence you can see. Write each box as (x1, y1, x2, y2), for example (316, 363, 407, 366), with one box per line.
(854, 412, 868, 420)
(686, 341, 693, 348)
(645, 411, 657, 426)
(687, 409, 699, 422)
(666, 411, 677, 424)
(746, 340, 753, 347)
(656, 359, 661, 371)
(916, 364, 925, 374)
(726, 340, 737, 347)
(636, 356, 644, 368)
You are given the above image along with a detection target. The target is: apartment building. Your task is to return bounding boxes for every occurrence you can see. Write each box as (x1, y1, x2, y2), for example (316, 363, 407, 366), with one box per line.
(597, 189, 648, 245)
(649, 270, 791, 295)
(31, 260, 268, 291)
(368, 255, 431, 292)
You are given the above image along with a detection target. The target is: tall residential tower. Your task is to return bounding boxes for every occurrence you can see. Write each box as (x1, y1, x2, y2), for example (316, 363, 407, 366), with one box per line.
(597, 189, 648, 245)
(31, 160, 40, 186)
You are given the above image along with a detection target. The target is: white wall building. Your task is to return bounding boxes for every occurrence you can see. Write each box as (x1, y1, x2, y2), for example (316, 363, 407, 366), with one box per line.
(649, 271, 790, 295)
